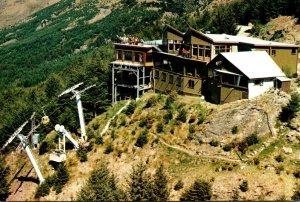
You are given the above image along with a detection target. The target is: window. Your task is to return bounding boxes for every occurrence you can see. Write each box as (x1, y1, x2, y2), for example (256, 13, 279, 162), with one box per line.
(161, 72, 166, 81)
(254, 79, 263, 86)
(169, 75, 174, 84)
(192, 44, 198, 57)
(292, 48, 297, 55)
(199, 46, 204, 57)
(168, 40, 174, 51)
(146, 54, 153, 62)
(188, 80, 195, 89)
(124, 51, 132, 61)
(134, 53, 142, 63)
(215, 45, 231, 54)
(205, 46, 211, 58)
(155, 70, 159, 79)
(176, 77, 182, 87)
(271, 49, 276, 56)
(117, 50, 122, 60)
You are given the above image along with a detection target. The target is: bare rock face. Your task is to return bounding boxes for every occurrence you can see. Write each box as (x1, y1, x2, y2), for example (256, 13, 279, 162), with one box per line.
(201, 93, 288, 139)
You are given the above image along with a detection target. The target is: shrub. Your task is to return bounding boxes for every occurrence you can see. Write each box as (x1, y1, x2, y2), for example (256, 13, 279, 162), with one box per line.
(156, 123, 164, 133)
(223, 143, 233, 152)
(39, 141, 49, 155)
(253, 158, 260, 165)
(145, 96, 157, 108)
(292, 188, 300, 200)
(275, 154, 284, 163)
(104, 142, 114, 154)
(139, 119, 147, 128)
(209, 139, 219, 147)
(180, 179, 212, 201)
(197, 114, 205, 125)
(163, 110, 173, 123)
(95, 136, 103, 145)
(231, 126, 238, 134)
(35, 178, 52, 198)
(239, 180, 248, 192)
(174, 180, 184, 191)
(135, 129, 148, 147)
(293, 170, 300, 178)
(77, 149, 88, 162)
(189, 125, 195, 134)
(246, 133, 259, 146)
(238, 141, 248, 154)
(187, 133, 194, 140)
(168, 90, 178, 103)
(279, 92, 300, 122)
(177, 109, 187, 123)
(125, 101, 137, 115)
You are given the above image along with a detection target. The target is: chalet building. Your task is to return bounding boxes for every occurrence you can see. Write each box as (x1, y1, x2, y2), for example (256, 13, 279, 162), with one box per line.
(162, 25, 299, 77)
(111, 43, 159, 103)
(205, 51, 290, 104)
(111, 25, 299, 104)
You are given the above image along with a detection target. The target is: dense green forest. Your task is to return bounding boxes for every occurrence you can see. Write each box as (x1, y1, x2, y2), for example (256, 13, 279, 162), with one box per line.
(0, 0, 300, 149)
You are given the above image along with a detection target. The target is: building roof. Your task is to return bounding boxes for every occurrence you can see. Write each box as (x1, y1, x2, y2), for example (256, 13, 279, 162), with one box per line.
(164, 25, 184, 37)
(206, 33, 299, 47)
(220, 51, 286, 79)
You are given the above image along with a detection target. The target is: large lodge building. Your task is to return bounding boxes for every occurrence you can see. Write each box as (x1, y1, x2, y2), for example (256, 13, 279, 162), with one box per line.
(111, 25, 299, 104)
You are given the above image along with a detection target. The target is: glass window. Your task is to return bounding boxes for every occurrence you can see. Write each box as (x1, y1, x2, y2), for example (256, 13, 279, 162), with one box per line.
(162, 72, 166, 81)
(205, 47, 211, 58)
(134, 53, 142, 63)
(169, 75, 174, 84)
(117, 50, 122, 60)
(146, 54, 153, 62)
(188, 80, 195, 89)
(176, 77, 182, 87)
(124, 51, 132, 61)
(254, 79, 263, 86)
(199, 46, 204, 57)
(192, 45, 198, 56)
(292, 48, 297, 55)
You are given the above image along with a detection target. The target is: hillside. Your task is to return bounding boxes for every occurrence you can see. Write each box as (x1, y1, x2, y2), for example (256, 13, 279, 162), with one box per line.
(4, 88, 300, 200)
(0, 0, 62, 29)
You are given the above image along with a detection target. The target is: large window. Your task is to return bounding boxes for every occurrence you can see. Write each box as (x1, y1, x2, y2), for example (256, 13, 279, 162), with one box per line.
(215, 45, 231, 54)
(254, 79, 263, 86)
(168, 40, 181, 51)
(134, 53, 142, 63)
(205, 47, 211, 58)
(192, 45, 198, 57)
(292, 48, 297, 55)
(146, 54, 153, 62)
(117, 50, 122, 60)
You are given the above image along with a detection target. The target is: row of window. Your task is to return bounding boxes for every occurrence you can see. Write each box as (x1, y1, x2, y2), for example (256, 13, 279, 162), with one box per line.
(116, 50, 153, 63)
(155, 71, 195, 89)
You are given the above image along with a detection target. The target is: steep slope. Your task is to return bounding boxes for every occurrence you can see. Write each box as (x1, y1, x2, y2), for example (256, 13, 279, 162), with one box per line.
(0, 0, 62, 29)
(5, 90, 300, 200)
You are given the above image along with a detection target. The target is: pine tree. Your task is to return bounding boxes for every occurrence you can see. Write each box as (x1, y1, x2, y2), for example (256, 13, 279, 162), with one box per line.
(151, 164, 170, 201)
(127, 161, 153, 201)
(180, 179, 212, 201)
(77, 161, 124, 201)
(0, 156, 10, 201)
(53, 163, 69, 194)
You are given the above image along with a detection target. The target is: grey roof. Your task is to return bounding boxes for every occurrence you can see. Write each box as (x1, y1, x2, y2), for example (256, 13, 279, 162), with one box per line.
(220, 51, 286, 79)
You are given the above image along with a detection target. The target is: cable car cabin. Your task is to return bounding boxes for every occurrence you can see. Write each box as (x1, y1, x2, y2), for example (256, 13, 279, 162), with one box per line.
(49, 150, 66, 163)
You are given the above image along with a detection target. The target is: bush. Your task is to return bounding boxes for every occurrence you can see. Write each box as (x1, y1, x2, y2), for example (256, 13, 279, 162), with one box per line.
(239, 180, 248, 192)
(145, 96, 158, 108)
(187, 133, 194, 140)
(174, 180, 184, 191)
(189, 125, 195, 134)
(163, 110, 173, 123)
(177, 109, 187, 123)
(125, 101, 137, 115)
(279, 92, 300, 122)
(95, 136, 103, 145)
(35, 178, 52, 198)
(135, 129, 148, 147)
(77, 149, 88, 162)
(223, 143, 233, 152)
(156, 123, 164, 133)
(293, 170, 300, 178)
(180, 179, 212, 201)
(39, 141, 49, 155)
(292, 188, 300, 200)
(168, 90, 178, 103)
(275, 154, 284, 163)
(209, 139, 219, 147)
(104, 142, 114, 154)
(231, 126, 238, 134)
(253, 158, 260, 165)
(238, 141, 248, 154)
(139, 119, 147, 128)
(245, 133, 259, 146)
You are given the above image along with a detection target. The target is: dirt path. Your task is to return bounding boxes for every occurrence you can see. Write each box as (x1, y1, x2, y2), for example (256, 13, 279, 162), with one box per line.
(156, 135, 241, 163)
